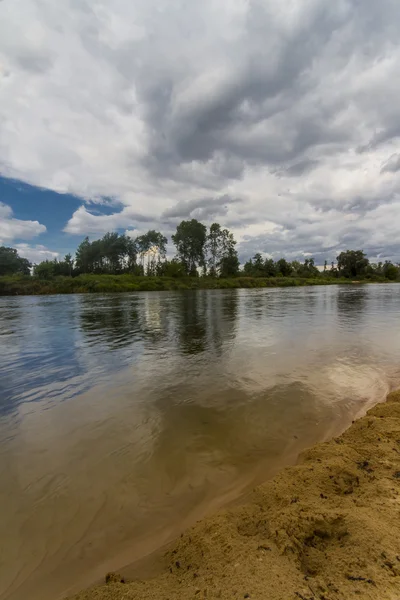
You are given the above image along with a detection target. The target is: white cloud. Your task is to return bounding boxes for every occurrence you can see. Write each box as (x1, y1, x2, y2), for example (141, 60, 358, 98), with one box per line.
(1, 0, 400, 260)
(14, 243, 59, 263)
(0, 202, 46, 244)
(64, 204, 155, 235)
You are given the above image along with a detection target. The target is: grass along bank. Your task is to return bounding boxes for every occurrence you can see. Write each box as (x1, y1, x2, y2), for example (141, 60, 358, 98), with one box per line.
(71, 390, 400, 600)
(0, 274, 381, 295)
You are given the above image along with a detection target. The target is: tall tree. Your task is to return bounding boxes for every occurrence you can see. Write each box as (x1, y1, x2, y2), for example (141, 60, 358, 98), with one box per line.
(75, 237, 92, 272)
(0, 246, 31, 276)
(136, 230, 167, 274)
(101, 232, 125, 272)
(206, 223, 239, 277)
(218, 228, 239, 277)
(172, 219, 207, 275)
(125, 237, 138, 273)
(337, 250, 369, 278)
(252, 253, 265, 276)
(64, 253, 74, 276)
(206, 223, 223, 276)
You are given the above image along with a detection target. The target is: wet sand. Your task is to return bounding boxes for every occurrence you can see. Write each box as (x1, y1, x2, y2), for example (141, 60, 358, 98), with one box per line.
(70, 390, 400, 600)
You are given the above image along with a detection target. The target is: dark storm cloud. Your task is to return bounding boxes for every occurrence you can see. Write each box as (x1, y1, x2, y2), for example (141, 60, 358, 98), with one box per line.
(141, 40, 344, 174)
(135, 0, 400, 180)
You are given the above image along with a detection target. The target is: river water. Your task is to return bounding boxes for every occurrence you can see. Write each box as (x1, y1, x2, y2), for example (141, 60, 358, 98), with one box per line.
(1, 285, 400, 600)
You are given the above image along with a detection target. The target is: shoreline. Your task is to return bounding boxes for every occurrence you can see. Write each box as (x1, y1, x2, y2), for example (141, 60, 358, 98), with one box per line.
(0, 275, 393, 296)
(70, 390, 400, 600)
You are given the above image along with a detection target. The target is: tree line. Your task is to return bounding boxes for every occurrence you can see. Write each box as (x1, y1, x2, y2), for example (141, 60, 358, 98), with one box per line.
(1, 219, 399, 281)
(242, 250, 399, 280)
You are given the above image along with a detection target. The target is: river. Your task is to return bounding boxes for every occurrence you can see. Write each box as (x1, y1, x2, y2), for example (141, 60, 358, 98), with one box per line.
(1, 284, 400, 600)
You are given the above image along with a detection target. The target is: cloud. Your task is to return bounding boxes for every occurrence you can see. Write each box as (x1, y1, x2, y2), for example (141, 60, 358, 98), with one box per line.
(272, 159, 320, 178)
(64, 205, 155, 235)
(1, 0, 400, 260)
(14, 243, 59, 263)
(162, 195, 243, 220)
(381, 153, 400, 174)
(0, 202, 46, 244)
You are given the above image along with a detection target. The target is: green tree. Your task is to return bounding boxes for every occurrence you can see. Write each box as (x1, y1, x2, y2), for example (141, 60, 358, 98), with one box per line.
(156, 258, 186, 278)
(206, 222, 222, 276)
(101, 232, 124, 272)
(75, 237, 92, 273)
(264, 258, 277, 277)
(219, 246, 240, 277)
(64, 253, 74, 276)
(290, 260, 302, 276)
(33, 260, 54, 279)
(33, 260, 56, 279)
(205, 223, 239, 277)
(33, 258, 72, 278)
(125, 237, 138, 273)
(219, 229, 239, 277)
(172, 219, 207, 275)
(75, 233, 138, 274)
(55, 258, 71, 277)
(297, 258, 319, 278)
(0, 246, 31, 276)
(243, 254, 270, 277)
(243, 258, 254, 276)
(251, 253, 265, 277)
(136, 230, 167, 275)
(382, 261, 399, 281)
(276, 258, 293, 277)
(337, 250, 369, 278)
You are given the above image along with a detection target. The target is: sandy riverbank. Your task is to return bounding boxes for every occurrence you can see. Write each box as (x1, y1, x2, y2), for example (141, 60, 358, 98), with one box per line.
(70, 390, 400, 600)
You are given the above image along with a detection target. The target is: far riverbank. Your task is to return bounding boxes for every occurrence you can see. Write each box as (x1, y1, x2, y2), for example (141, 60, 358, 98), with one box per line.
(0, 273, 390, 295)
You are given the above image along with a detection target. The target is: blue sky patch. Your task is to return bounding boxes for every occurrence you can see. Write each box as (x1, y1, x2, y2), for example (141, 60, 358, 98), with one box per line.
(0, 176, 123, 257)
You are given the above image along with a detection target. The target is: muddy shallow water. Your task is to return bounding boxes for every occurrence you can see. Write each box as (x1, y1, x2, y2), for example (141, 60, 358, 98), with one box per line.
(1, 285, 400, 600)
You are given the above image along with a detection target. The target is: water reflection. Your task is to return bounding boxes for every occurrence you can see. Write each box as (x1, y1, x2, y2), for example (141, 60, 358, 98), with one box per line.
(76, 291, 240, 361)
(141, 294, 169, 343)
(174, 290, 239, 356)
(176, 292, 208, 355)
(79, 295, 142, 348)
(337, 286, 368, 325)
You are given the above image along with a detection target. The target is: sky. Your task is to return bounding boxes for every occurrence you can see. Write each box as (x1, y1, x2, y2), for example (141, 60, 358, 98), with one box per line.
(1, 0, 400, 265)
